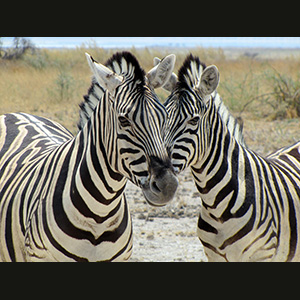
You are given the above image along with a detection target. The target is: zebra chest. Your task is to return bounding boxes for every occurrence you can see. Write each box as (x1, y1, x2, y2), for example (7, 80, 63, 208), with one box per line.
(24, 194, 132, 262)
(198, 204, 279, 262)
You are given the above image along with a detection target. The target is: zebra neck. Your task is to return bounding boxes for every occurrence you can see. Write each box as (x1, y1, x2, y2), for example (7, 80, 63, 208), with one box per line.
(213, 93, 245, 146)
(71, 102, 127, 205)
(191, 101, 241, 211)
(55, 104, 127, 233)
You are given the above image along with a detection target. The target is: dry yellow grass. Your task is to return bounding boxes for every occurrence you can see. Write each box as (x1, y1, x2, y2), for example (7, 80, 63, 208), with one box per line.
(0, 51, 89, 132)
(1, 47, 300, 155)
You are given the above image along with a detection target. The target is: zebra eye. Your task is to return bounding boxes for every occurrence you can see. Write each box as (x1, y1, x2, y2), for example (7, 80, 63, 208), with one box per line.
(188, 116, 200, 126)
(118, 116, 131, 128)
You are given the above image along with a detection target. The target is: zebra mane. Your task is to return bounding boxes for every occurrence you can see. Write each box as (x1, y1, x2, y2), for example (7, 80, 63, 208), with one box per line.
(77, 52, 146, 130)
(177, 54, 207, 91)
(105, 51, 146, 84)
(78, 79, 104, 130)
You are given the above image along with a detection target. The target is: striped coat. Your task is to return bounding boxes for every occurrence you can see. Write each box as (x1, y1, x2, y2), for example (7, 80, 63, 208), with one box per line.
(164, 54, 300, 261)
(0, 51, 178, 261)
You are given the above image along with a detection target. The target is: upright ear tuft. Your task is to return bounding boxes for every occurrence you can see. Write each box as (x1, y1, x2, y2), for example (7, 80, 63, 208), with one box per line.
(147, 54, 176, 89)
(197, 65, 219, 96)
(85, 52, 123, 93)
(105, 51, 145, 84)
(177, 54, 206, 91)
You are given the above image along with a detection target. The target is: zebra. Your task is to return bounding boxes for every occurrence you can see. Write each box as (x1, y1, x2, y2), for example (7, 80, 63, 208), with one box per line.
(78, 54, 177, 131)
(153, 56, 245, 147)
(0, 51, 178, 262)
(164, 54, 300, 262)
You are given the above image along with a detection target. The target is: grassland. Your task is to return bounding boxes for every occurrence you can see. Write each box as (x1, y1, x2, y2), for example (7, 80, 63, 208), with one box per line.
(1, 46, 300, 156)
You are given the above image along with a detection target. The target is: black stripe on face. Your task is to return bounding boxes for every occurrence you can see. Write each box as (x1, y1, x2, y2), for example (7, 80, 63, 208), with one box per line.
(129, 155, 146, 166)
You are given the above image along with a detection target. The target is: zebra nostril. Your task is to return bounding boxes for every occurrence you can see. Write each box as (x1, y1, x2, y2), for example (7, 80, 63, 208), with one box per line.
(151, 180, 161, 193)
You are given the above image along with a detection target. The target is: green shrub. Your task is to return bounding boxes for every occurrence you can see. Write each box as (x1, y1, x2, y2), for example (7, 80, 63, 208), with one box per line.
(264, 67, 300, 119)
(47, 69, 75, 102)
(219, 61, 262, 114)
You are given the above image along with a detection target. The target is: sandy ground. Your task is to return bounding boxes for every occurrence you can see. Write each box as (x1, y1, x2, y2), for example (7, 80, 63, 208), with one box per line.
(127, 168, 208, 262)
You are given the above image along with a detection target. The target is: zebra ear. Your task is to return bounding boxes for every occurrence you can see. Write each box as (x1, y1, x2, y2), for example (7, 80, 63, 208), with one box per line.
(153, 57, 178, 92)
(197, 65, 220, 96)
(163, 72, 178, 92)
(85, 53, 123, 93)
(153, 57, 161, 66)
(147, 54, 176, 89)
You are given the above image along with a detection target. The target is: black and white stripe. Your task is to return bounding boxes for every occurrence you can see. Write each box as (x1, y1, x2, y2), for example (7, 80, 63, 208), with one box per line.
(0, 51, 178, 261)
(153, 55, 245, 150)
(164, 54, 300, 262)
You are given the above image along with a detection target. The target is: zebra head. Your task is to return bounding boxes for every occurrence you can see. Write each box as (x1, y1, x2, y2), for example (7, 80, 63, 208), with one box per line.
(85, 51, 178, 206)
(164, 54, 220, 173)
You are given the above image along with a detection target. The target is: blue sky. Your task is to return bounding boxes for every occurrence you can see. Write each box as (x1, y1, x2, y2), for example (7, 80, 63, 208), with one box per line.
(2, 37, 300, 48)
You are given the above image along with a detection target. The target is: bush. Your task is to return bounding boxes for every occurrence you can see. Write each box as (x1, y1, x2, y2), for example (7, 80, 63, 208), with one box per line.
(219, 60, 262, 114)
(264, 68, 300, 119)
(1, 37, 36, 60)
(24, 50, 50, 69)
(47, 69, 75, 102)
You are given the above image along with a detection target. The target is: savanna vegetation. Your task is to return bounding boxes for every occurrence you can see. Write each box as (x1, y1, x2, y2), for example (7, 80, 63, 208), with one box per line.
(1, 40, 300, 156)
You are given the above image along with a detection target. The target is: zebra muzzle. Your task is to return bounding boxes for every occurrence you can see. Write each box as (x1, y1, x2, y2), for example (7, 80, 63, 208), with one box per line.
(141, 157, 179, 206)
